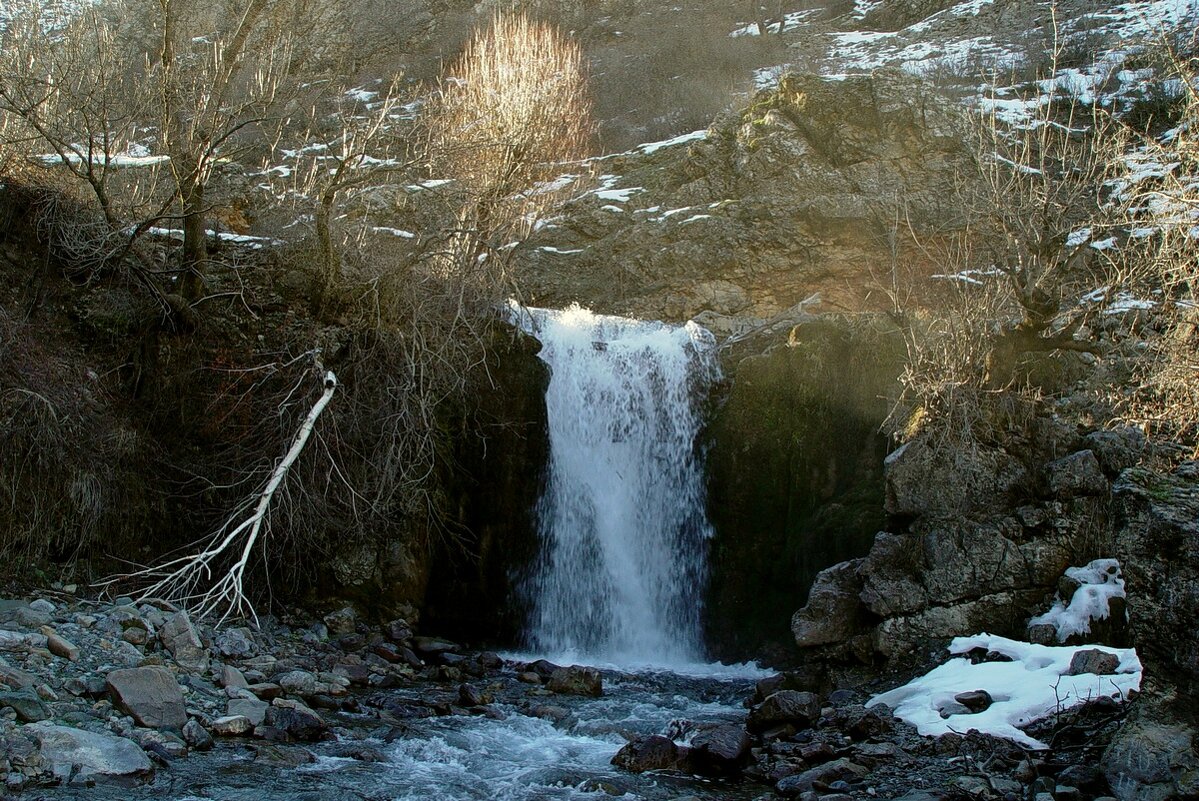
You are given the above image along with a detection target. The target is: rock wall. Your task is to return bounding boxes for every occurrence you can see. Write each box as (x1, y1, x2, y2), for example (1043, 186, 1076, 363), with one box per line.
(704, 315, 906, 663)
(791, 425, 1147, 666)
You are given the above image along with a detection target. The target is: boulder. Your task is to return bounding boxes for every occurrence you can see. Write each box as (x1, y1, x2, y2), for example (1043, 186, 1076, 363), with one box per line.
(546, 666, 602, 697)
(1047, 450, 1108, 498)
(182, 719, 214, 751)
(792, 559, 868, 647)
(688, 724, 751, 775)
(214, 627, 257, 659)
(159, 611, 209, 674)
(748, 690, 822, 734)
(106, 666, 188, 730)
(322, 607, 357, 636)
(26, 722, 153, 785)
(1104, 717, 1199, 801)
(884, 436, 1028, 518)
(46, 633, 80, 661)
(276, 670, 318, 696)
(953, 690, 993, 713)
(611, 735, 681, 772)
(263, 699, 328, 742)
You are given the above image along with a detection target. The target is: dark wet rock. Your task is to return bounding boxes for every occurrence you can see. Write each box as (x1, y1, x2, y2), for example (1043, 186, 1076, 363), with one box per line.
(339, 633, 366, 651)
(458, 684, 490, 707)
(412, 636, 460, 656)
(1066, 649, 1121, 676)
(264, 700, 328, 742)
(0, 660, 38, 691)
(842, 703, 894, 740)
(748, 691, 821, 734)
(26, 722, 153, 785)
(476, 651, 503, 670)
(688, 724, 751, 775)
(611, 735, 682, 772)
(182, 719, 214, 751)
(0, 690, 50, 722)
(64, 675, 107, 697)
(106, 666, 188, 730)
(546, 666, 602, 697)
(775, 757, 869, 795)
(322, 607, 357, 637)
(528, 704, 571, 724)
(159, 611, 209, 674)
(516, 671, 542, 684)
(1047, 451, 1109, 498)
(247, 682, 283, 700)
(954, 690, 993, 713)
(383, 619, 414, 643)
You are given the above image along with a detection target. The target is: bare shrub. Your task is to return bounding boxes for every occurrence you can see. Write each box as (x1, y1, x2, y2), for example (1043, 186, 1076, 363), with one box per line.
(1115, 39, 1199, 453)
(427, 11, 592, 288)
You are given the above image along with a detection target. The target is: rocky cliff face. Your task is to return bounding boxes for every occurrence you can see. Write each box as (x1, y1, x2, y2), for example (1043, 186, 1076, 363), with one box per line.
(790, 424, 1149, 667)
(517, 70, 967, 334)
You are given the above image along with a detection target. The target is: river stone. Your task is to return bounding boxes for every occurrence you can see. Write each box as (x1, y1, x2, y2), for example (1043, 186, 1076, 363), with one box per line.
(228, 696, 269, 726)
(688, 724, 751, 775)
(214, 627, 257, 659)
(546, 666, 602, 697)
(1067, 649, 1121, 676)
(211, 715, 254, 736)
(220, 664, 249, 689)
(263, 699, 328, 742)
(323, 607, 357, 637)
(611, 735, 680, 772)
(277, 670, 318, 696)
(26, 722, 153, 785)
(106, 666, 188, 729)
(182, 719, 214, 751)
(775, 757, 870, 795)
(159, 611, 209, 674)
(0, 690, 50, 722)
(748, 690, 822, 734)
(46, 632, 81, 661)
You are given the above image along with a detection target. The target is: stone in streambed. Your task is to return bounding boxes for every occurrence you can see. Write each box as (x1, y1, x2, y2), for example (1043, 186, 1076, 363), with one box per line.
(546, 666, 602, 697)
(159, 611, 209, 674)
(748, 690, 821, 734)
(228, 696, 269, 726)
(263, 699, 328, 742)
(211, 715, 254, 736)
(182, 719, 214, 751)
(688, 724, 751, 775)
(775, 758, 869, 795)
(0, 690, 50, 722)
(612, 735, 682, 772)
(106, 666, 187, 730)
(26, 722, 153, 785)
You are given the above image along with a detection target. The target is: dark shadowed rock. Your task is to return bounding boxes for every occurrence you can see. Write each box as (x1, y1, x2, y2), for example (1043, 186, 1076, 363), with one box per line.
(611, 735, 681, 772)
(775, 757, 869, 795)
(1104, 716, 1199, 801)
(1047, 451, 1108, 498)
(0, 690, 50, 722)
(748, 690, 822, 734)
(106, 666, 187, 730)
(688, 724, 751, 775)
(182, 719, 214, 751)
(954, 690, 993, 712)
(264, 699, 328, 742)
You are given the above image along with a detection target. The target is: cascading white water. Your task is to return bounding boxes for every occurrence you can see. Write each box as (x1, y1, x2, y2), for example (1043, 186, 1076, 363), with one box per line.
(510, 303, 720, 666)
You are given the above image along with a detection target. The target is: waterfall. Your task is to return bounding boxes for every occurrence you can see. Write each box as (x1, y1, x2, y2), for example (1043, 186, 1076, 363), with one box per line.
(510, 303, 720, 666)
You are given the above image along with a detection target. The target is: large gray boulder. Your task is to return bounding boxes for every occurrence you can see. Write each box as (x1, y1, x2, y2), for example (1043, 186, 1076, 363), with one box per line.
(25, 722, 153, 785)
(106, 666, 188, 730)
(1104, 717, 1199, 801)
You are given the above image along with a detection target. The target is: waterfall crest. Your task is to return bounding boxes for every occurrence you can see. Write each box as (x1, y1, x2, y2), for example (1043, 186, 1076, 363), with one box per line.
(511, 303, 720, 666)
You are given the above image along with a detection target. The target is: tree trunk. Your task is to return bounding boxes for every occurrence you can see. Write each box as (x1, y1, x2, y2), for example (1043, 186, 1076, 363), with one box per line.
(179, 178, 206, 300)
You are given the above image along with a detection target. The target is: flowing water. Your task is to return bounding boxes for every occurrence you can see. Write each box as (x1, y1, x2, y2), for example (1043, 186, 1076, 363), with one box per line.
(509, 303, 721, 666)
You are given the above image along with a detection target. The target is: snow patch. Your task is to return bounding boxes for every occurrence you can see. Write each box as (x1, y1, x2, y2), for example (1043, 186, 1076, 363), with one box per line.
(1029, 559, 1126, 642)
(869, 633, 1141, 749)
